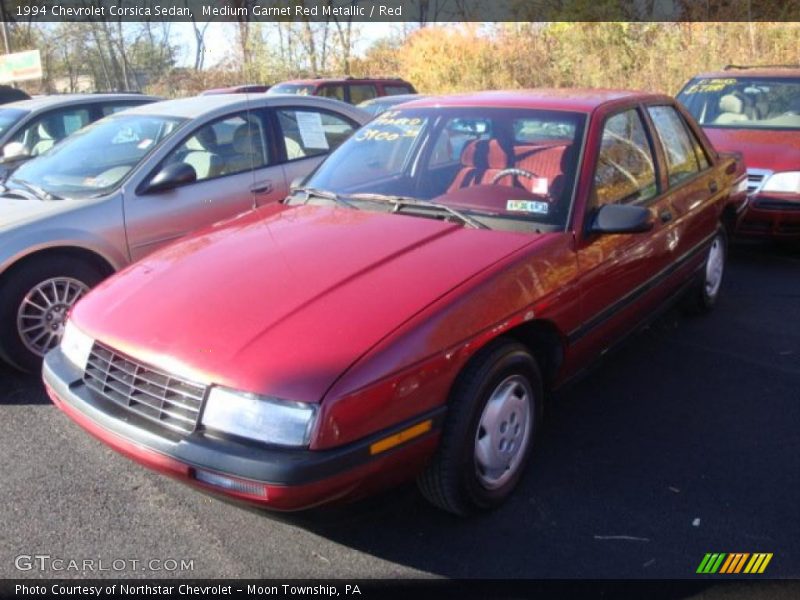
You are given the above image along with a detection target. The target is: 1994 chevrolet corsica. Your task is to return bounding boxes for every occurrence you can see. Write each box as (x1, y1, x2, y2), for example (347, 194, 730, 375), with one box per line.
(44, 90, 747, 515)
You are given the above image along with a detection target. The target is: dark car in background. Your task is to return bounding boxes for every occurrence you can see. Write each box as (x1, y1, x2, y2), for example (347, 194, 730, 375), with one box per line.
(0, 93, 159, 179)
(269, 77, 416, 105)
(0, 85, 30, 105)
(677, 66, 800, 240)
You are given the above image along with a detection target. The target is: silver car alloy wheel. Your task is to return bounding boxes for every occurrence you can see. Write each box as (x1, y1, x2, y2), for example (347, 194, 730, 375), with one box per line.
(474, 374, 534, 490)
(705, 236, 725, 299)
(16, 277, 89, 357)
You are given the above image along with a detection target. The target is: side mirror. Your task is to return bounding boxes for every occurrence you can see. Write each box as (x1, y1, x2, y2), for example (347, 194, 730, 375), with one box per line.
(589, 204, 653, 234)
(143, 162, 196, 194)
(2, 142, 29, 161)
(289, 176, 305, 190)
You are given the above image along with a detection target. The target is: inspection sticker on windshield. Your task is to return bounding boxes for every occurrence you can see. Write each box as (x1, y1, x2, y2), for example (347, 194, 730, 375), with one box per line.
(507, 200, 549, 214)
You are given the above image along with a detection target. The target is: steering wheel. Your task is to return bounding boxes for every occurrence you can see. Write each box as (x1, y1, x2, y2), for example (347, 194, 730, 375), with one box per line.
(491, 167, 539, 185)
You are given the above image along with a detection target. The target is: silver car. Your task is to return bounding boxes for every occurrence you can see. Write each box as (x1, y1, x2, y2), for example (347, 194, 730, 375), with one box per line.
(0, 93, 159, 179)
(0, 94, 369, 370)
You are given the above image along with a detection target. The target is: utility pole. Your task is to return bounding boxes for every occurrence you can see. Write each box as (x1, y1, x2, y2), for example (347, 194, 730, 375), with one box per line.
(0, 0, 11, 55)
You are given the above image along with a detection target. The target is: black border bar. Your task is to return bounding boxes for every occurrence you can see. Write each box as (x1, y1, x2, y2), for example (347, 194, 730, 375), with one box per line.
(3, 0, 800, 23)
(2, 580, 799, 600)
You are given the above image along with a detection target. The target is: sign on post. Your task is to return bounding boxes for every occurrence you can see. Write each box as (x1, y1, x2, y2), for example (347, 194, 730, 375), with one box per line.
(0, 50, 42, 83)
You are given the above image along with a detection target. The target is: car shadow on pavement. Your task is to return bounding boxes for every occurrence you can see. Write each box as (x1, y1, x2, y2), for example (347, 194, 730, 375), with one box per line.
(257, 243, 800, 579)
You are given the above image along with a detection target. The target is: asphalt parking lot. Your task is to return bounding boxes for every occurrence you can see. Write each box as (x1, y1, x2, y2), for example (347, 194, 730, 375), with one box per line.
(0, 241, 798, 581)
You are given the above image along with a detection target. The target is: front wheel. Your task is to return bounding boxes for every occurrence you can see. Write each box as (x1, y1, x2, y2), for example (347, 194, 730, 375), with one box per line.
(0, 256, 103, 372)
(417, 339, 543, 515)
(683, 228, 727, 314)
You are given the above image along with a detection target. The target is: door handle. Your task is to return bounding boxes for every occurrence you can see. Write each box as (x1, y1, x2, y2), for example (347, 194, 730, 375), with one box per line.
(709, 180, 719, 194)
(660, 210, 673, 223)
(251, 180, 273, 194)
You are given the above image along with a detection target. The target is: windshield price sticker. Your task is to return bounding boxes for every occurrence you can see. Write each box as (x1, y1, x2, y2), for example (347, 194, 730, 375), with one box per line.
(507, 200, 549, 214)
(296, 111, 329, 150)
(683, 78, 738, 94)
(354, 126, 421, 142)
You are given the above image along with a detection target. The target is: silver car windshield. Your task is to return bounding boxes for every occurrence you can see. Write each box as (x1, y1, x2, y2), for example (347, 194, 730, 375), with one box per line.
(0, 107, 26, 137)
(11, 114, 186, 198)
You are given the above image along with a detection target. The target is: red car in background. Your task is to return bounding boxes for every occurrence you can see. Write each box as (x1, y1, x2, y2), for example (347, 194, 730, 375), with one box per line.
(268, 77, 416, 105)
(44, 90, 746, 515)
(677, 66, 800, 240)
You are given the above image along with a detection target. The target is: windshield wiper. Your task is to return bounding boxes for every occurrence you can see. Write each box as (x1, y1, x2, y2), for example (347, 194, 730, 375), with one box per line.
(345, 193, 489, 230)
(290, 186, 359, 210)
(11, 178, 62, 201)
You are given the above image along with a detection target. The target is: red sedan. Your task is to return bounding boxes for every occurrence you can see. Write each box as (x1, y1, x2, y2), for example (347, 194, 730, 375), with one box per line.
(677, 66, 800, 240)
(44, 90, 747, 515)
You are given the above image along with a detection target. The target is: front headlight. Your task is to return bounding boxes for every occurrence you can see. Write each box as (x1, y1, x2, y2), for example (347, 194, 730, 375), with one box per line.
(60, 320, 94, 371)
(761, 171, 800, 194)
(201, 386, 317, 447)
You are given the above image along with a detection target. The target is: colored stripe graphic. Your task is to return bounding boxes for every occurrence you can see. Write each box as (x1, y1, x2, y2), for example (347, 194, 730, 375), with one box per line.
(700, 553, 773, 575)
(744, 553, 773, 574)
(697, 553, 727, 573)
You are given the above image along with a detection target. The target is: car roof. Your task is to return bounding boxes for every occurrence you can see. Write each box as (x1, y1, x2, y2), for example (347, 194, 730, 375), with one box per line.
(121, 93, 370, 122)
(2, 93, 160, 112)
(691, 67, 800, 79)
(399, 89, 671, 113)
(277, 78, 411, 86)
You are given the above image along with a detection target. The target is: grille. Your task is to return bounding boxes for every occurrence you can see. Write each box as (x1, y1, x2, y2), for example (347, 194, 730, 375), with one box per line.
(83, 342, 207, 434)
(746, 169, 771, 195)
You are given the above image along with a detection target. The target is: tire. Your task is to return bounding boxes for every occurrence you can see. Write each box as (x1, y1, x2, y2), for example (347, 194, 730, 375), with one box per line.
(417, 338, 543, 516)
(0, 256, 104, 372)
(682, 227, 727, 315)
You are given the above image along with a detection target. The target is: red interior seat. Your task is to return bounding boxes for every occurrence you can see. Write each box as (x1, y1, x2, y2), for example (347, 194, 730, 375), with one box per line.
(447, 139, 510, 192)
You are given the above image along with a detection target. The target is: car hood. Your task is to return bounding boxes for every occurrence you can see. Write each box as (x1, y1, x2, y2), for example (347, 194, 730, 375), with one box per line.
(703, 128, 800, 172)
(0, 196, 73, 232)
(73, 204, 542, 403)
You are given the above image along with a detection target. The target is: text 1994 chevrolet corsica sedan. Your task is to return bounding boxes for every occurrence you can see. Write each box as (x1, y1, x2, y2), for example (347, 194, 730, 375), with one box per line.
(44, 90, 747, 515)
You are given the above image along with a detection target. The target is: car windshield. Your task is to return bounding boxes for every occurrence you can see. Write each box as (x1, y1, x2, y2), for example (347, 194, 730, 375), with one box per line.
(293, 107, 586, 232)
(10, 113, 185, 199)
(0, 107, 26, 137)
(678, 76, 800, 130)
(268, 83, 317, 96)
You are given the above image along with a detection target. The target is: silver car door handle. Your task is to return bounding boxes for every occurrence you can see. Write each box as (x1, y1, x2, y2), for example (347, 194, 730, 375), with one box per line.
(251, 180, 273, 194)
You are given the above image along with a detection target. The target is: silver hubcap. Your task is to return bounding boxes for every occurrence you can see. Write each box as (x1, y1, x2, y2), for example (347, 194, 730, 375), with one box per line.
(705, 236, 725, 298)
(474, 374, 533, 490)
(16, 277, 89, 357)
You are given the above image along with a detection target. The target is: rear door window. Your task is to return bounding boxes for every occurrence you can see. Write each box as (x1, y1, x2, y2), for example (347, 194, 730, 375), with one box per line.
(319, 85, 345, 102)
(276, 108, 358, 161)
(348, 84, 378, 105)
(647, 105, 701, 186)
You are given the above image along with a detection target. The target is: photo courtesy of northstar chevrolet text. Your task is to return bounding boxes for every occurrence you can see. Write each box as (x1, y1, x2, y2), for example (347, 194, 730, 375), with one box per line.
(0, 0, 797, 593)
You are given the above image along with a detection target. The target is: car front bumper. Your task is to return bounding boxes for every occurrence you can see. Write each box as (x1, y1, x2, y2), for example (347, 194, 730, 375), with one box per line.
(737, 194, 800, 239)
(43, 348, 443, 511)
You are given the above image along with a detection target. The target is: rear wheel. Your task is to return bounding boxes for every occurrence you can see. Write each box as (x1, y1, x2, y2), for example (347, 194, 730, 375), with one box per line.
(683, 228, 727, 314)
(0, 256, 103, 372)
(417, 339, 543, 515)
